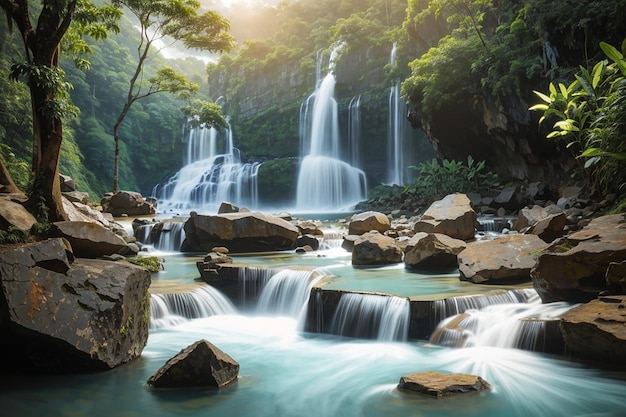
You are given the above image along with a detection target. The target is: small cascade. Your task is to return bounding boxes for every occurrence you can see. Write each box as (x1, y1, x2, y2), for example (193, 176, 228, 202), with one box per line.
(150, 285, 237, 329)
(430, 299, 573, 353)
(328, 292, 410, 341)
(237, 266, 286, 309)
(476, 216, 514, 233)
(135, 221, 186, 252)
(152, 123, 261, 212)
(387, 42, 414, 186)
(433, 288, 538, 324)
(257, 269, 325, 318)
(296, 46, 367, 211)
(348, 95, 361, 168)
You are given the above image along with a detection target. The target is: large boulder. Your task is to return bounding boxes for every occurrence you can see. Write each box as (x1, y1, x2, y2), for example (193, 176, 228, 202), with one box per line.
(559, 296, 626, 370)
(147, 339, 239, 388)
(51, 221, 131, 258)
(414, 193, 477, 240)
(531, 214, 626, 303)
(0, 238, 151, 372)
(458, 234, 548, 284)
(404, 232, 466, 271)
(348, 211, 391, 235)
(183, 211, 299, 253)
(0, 198, 36, 231)
(352, 231, 402, 266)
(62, 197, 110, 227)
(398, 371, 491, 397)
(102, 191, 156, 217)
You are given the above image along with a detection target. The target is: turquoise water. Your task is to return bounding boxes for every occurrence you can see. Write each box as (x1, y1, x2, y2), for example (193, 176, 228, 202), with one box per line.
(2, 244, 625, 417)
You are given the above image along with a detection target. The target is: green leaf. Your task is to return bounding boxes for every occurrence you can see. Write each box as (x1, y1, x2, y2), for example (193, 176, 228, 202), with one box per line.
(532, 90, 552, 104)
(529, 103, 549, 111)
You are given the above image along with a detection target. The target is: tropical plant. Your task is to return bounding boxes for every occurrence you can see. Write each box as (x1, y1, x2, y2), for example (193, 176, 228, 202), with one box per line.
(530, 39, 626, 195)
(405, 156, 498, 199)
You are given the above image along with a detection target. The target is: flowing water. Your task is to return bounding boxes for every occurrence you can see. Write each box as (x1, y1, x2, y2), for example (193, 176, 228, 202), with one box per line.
(3, 229, 626, 416)
(296, 46, 367, 211)
(152, 124, 260, 213)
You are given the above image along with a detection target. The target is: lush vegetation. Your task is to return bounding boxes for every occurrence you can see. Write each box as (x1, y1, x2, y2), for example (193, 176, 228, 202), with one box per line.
(530, 39, 626, 196)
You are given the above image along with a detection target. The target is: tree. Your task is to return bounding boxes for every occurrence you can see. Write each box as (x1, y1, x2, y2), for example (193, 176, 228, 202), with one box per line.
(0, 0, 120, 221)
(110, 0, 234, 193)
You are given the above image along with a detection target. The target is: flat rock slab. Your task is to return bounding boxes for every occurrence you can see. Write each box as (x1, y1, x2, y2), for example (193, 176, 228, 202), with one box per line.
(398, 371, 491, 397)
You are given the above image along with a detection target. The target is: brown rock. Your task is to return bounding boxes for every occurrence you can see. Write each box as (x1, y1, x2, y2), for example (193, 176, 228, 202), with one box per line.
(0, 198, 36, 231)
(606, 261, 626, 294)
(559, 296, 626, 369)
(51, 221, 130, 258)
(348, 211, 391, 235)
(414, 193, 477, 240)
(352, 231, 402, 266)
(404, 232, 466, 271)
(147, 339, 239, 388)
(531, 214, 626, 302)
(398, 371, 491, 397)
(459, 234, 548, 284)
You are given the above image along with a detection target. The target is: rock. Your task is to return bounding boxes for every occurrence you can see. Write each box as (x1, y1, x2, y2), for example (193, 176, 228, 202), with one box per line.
(606, 261, 626, 294)
(342, 235, 358, 252)
(295, 245, 314, 253)
(0, 239, 150, 371)
(59, 174, 76, 192)
(414, 193, 477, 240)
(295, 234, 320, 251)
(404, 232, 466, 271)
(147, 339, 239, 388)
(62, 197, 111, 228)
(459, 234, 548, 284)
(51, 221, 130, 258)
(102, 191, 156, 217)
(218, 201, 239, 214)
(398, 371, 491, 397)
(493, 186, 524, 210)
(296, 220, 324, 236)
(183, 211, 299, 253)
(0, 198, 36, 231)
(352, 231, 402, 266)
(559, 296, 626, 369)
(212, 246, 229, 254)
(514, 205, 565, 243)
(62, 191, 90, 204)
(531, 214, 626, 303)
(348, 211, 391, 235)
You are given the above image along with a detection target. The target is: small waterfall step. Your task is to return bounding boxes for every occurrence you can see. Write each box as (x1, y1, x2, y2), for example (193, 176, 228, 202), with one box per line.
(150, 285, 237, 329)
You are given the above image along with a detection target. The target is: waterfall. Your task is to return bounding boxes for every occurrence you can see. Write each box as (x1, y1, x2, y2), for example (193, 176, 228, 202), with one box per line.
(257, 269, 325, 318)
(296, 46, 367, 211)
(386, 42, 413, 186)
(152, 123, 261, 212)
(348, 95, 361, 168)
(328, 292, 410, 341)
(430, 299, 573, 353)
(237, 267, 286, 308)
(149, 285, 237, 329)
(135, 221, 186, 252)
(433, 288, 538, 323)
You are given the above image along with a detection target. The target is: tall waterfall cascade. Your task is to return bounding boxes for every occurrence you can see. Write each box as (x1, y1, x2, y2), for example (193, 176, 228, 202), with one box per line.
(152, 123, 261, 213)
(387, 42, 415, 186)
(296, 46, 367, 211)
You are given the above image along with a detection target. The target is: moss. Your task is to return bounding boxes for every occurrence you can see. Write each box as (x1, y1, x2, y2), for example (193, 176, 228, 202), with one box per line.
(551, 239, 580, 253)
(125, 256, 163, 272)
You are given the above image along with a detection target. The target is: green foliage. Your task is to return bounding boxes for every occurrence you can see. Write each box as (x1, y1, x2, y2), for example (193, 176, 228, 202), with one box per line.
(530, 39, 626, 194)
(405, 156, 498, 199)
(183, 99, 228, 130)
(0, 143, 30, 190)
(0, 226, 29, 244)
(126, 256, 164, 272)
(257, 158, 300, 205)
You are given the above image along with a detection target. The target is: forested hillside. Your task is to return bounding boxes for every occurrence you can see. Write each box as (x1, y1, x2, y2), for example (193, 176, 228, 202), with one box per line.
(1, 0, 625, 201)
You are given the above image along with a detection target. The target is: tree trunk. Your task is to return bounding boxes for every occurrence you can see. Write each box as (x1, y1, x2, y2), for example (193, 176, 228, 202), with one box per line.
(0, 156, 21, 194)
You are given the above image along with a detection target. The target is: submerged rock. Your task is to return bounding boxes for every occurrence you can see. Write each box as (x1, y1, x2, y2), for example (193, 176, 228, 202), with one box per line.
(0, 238, 151, 372)
(531, 214, 626, 302)
(414, 193, 477, 241)
(458, 234, 548, 284)
(147, 339, 239, 388)
(398, 371, 491, 397)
